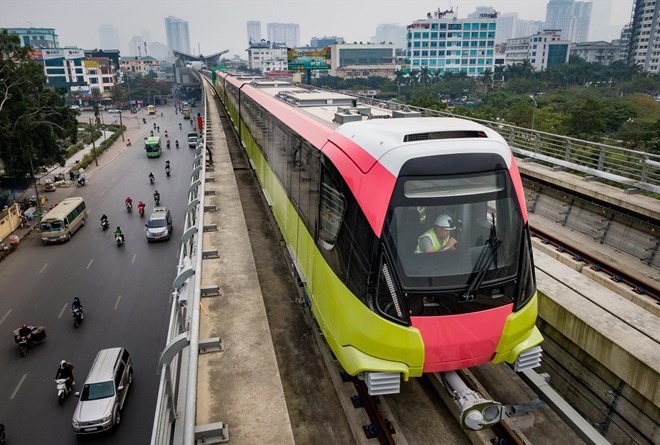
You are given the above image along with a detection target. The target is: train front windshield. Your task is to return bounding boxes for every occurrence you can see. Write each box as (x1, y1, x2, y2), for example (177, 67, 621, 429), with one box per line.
(383, 170, 527, 316)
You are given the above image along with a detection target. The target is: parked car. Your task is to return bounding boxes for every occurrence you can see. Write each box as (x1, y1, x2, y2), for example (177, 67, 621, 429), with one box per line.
(72, 347, 133, 434)
(107, 109, 121, 114)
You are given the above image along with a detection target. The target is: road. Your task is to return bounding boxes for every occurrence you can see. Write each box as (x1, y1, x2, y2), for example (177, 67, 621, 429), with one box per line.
(0, 103, 199, 444)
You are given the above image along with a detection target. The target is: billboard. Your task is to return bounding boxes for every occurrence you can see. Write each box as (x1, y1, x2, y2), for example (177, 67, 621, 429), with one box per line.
(287, 47, 330, 71)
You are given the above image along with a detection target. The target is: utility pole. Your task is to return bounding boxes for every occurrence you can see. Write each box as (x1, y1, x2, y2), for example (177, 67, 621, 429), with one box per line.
(89, 117, 99, 166)
(27, 146, 43, 215)
(119, 111, 125, 141)
(529, 95, 538, 131)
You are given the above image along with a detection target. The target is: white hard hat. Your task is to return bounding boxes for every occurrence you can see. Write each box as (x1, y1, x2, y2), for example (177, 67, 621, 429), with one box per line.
(434, 214, 455, 230)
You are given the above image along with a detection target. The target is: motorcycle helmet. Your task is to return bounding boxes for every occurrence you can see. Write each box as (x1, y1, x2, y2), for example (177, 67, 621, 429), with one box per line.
(22, 323, 28, 329)
(60, 360, 66, 368)
(73, 297, 80, 303)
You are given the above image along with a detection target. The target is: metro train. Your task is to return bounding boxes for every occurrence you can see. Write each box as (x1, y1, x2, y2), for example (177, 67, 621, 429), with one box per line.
(210, 71, 543, 397)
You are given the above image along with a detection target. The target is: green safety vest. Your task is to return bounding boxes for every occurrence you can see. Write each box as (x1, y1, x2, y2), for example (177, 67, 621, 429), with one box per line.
(415, 228, 449, 253)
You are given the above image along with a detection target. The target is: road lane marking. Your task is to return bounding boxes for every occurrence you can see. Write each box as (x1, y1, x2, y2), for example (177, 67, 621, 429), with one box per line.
(0, 309, 11, 325)
(58, 303, 68, 319)
(114, 295, 122, 310)
(39, 263, 48, 274)
(10, 374, 27, 399)
(131, 253, 137, 264)
(99, 191, 105, 197)
(86, 259, 94, 269)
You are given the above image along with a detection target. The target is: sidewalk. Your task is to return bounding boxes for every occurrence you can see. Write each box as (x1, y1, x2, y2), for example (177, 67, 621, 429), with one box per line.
(1, 107, 159, 256)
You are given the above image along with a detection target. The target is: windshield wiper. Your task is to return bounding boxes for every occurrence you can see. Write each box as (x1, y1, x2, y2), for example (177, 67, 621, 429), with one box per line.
(462, 212, 501, 302)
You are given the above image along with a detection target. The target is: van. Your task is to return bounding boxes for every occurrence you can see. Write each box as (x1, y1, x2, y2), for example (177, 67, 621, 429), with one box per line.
(188, 132, 198, 148)
(72, 347, 133, 434)
(145, 207, 172, 242)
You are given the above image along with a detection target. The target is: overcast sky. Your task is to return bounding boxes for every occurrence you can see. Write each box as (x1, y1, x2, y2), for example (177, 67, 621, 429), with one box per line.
(1, 0, 632, 58)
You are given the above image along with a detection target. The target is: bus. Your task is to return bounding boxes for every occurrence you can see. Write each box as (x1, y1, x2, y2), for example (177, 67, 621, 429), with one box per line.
(147, 104, 156, 115)
(40, 197, 88, 244)
(145, 136, 162, 158)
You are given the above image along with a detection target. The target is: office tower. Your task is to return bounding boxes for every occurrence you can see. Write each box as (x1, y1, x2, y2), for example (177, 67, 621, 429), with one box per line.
(496, 13, 518, 43)
(247, 21, 261, 44)
(267, 23, 300, 48)
(628, 0, 660, 74)
(374, 24, 407, 49)
(164, 16, 191, 56)
(407, 9, 497, 77)
(129, 36, 144, 57)
(99, 24, 120, 50)
(545, 0, 592, 43)
(588, 0, 616, 40)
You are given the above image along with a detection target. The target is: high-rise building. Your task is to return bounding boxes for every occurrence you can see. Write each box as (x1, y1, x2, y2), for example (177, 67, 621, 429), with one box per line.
(149, 42, 170, 60)
(496, 13, 518, 44)
(247, 21, 261, 44)
(129, 36, 145, 57)
(98, 24, 120, 50)
(588, 0, 617, 41)
(311, 36, 344, 48)
(164, 16, 191, 56)
(544, 0, 592, 43)
(406, 8, 498, 77)
(505, 31, 570, 71)
(4, 27, 59, 49)
(267, 23, 299, 48)
(374, 24, 407, 49)
(628, 0, 660, 74)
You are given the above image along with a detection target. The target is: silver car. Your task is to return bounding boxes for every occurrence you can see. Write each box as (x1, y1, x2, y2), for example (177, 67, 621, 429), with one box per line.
(145, 207, 172, 242)
(72, 347, 133, 434)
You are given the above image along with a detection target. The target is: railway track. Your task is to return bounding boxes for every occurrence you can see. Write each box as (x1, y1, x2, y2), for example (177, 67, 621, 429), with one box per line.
(530, 225, 660, 303)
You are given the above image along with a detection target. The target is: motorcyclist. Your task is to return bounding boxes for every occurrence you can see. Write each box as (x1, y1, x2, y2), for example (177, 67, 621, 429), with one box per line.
(100, 213, 108, 223)
(179, 123, 182, 130)
(153, 122, 156, 129)
(55, 360, 75, 391)
(149, 172, 155, 183)
(71, 297, 83, 312)
(127, 139, 132, 146)
(18, 323, 33, 339)
(175, 139, 179, 148)
(164, 130, 168, 138)
(165, 160, 171, 175)
(166, 139, 170, 149)
(143, 118, 147, 124)
(125, 196, 133, 209)
(114, 226, 124, 242)
(138, 200, 146, 215)
(154, 190, 160, 204)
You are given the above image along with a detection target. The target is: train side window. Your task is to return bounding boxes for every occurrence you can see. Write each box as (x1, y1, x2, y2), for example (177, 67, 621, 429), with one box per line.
(318, 163, 346, 250)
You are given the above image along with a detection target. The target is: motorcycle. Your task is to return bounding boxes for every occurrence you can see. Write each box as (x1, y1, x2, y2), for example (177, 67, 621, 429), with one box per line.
(77, 176, 86, 187)
(13, 326, 47, 358)
(115, 233, 124, 247)
(166, 141, 170, 149)
(126, 202, 133, 213)
(175, 140, 179, 149)
(149, 175, 154, 184)
(72, 307, 84, 328)
(154, 194, 161, 206)
(166, 166, 170, 177)
(56, 377, 73, 405)
(138, 205, 145, 217)
(101, 218, 109, 231)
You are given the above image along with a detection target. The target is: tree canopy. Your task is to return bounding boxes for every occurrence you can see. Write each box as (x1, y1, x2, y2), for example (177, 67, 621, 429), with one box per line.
(0, 30, 78, 176)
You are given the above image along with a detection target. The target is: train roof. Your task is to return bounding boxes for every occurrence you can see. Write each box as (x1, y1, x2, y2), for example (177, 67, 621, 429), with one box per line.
(247, 82, 512, 175)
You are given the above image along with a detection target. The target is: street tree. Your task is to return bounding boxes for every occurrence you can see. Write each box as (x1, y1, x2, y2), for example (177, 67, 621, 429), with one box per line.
(0, 30, 78, 176)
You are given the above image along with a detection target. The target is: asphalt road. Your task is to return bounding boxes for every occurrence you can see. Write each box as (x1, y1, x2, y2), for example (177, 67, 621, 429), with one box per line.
(0, 104, 198, 444)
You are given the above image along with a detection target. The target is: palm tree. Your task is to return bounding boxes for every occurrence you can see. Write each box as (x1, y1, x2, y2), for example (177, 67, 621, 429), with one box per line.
(494, 65, 505, 88)
(419, 67, 432, 86)
(480, 68, 493, 93)
(394, 69, 407, 98)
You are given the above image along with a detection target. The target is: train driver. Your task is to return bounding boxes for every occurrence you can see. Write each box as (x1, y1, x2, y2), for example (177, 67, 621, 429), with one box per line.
(415, 214, 458, 253)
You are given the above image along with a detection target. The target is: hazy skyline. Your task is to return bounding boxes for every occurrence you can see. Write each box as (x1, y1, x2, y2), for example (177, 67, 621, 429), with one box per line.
(1, 0, 633, 58)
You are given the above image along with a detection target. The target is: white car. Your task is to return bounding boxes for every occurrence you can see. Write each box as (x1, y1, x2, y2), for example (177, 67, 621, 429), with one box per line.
(107, 109, 121, 114)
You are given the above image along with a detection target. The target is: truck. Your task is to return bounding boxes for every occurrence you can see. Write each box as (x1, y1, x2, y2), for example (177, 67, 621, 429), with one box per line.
(182, 107, 191, 119)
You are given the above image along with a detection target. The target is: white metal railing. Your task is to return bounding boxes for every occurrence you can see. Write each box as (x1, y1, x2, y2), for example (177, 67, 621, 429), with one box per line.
(150, 90, 208, 445)
(355, 96, 660, 194)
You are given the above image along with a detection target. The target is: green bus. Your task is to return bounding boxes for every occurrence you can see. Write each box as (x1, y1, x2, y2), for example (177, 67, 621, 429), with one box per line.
(145, 136, 162, 158)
